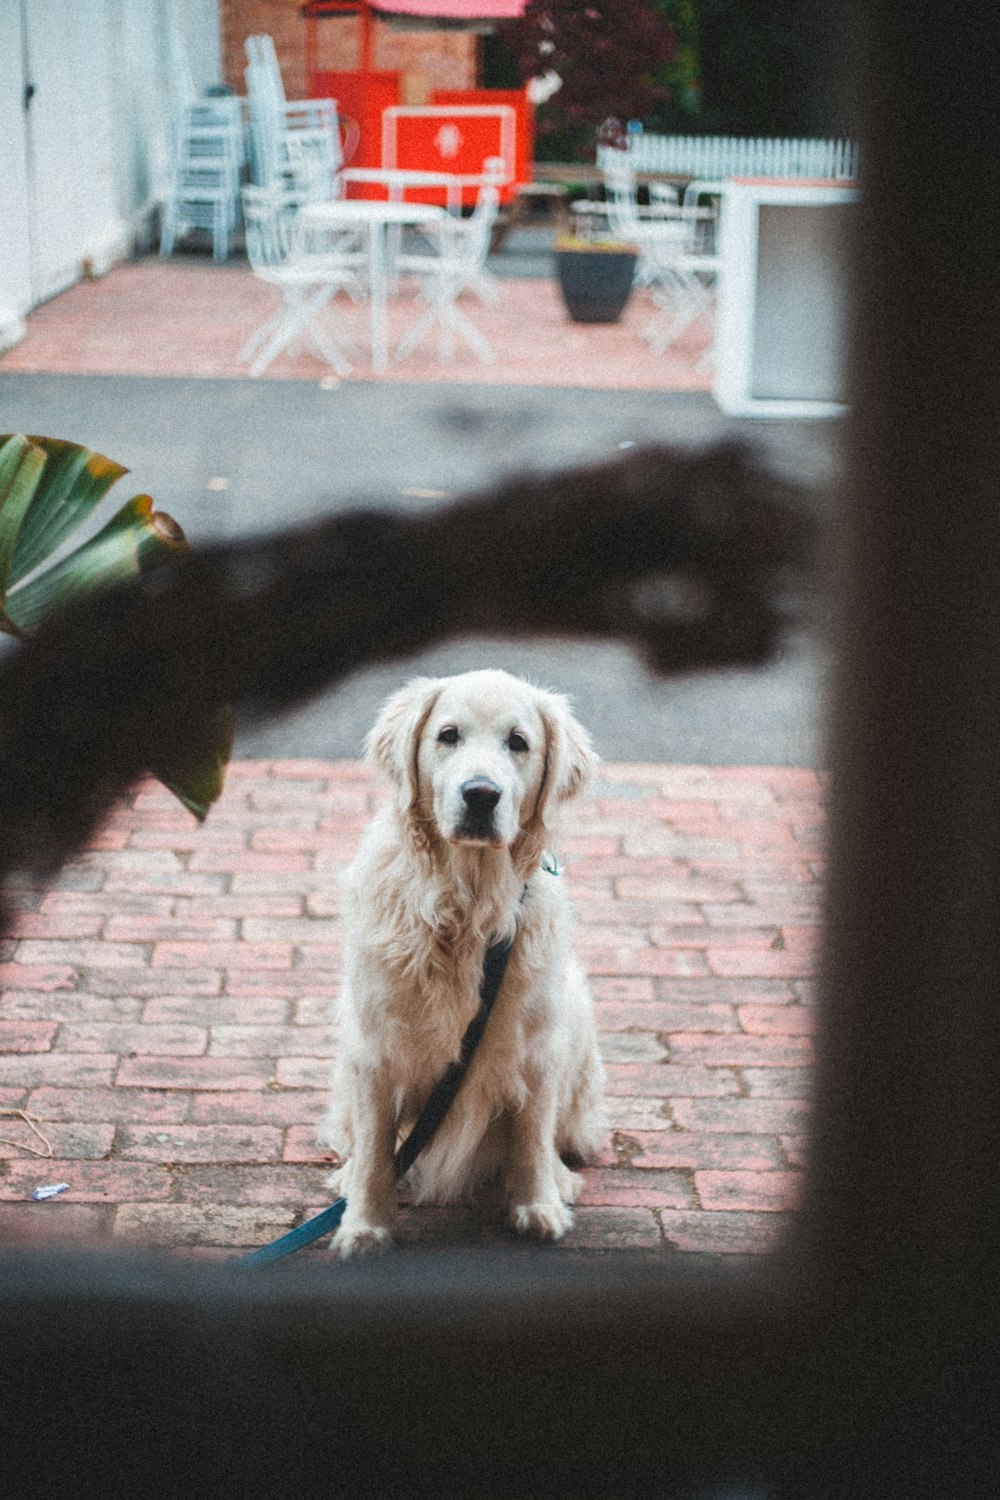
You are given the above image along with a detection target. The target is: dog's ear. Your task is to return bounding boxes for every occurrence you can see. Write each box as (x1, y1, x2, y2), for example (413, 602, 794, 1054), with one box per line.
(365, 676, 441, 817)
(535, 690, 598, 815)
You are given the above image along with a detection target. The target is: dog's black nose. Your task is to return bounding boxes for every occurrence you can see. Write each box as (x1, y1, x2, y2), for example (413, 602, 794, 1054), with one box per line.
(461, 778, 502, 811)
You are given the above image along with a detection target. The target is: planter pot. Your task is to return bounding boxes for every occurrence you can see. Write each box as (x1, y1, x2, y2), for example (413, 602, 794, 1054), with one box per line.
(554, 247, 639, 324)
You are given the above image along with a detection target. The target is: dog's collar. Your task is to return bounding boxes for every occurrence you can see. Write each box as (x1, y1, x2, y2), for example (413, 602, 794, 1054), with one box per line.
(540, 850, 561, 876)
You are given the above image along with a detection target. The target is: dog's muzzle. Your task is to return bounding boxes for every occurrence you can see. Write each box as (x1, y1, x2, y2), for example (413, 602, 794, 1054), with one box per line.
(455, 777, 503, 842)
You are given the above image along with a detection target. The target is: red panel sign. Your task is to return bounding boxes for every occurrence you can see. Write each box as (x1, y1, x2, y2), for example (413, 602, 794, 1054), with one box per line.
(382, 104, 521, 205)
(432, 89, 533, 197)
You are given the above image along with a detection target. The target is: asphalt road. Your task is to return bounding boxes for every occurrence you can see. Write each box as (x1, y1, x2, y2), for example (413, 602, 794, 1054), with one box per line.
(0, 371, 839, 767)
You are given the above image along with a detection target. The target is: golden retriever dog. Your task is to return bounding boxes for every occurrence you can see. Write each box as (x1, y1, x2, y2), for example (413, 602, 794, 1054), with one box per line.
(319, 668, 606, 1258)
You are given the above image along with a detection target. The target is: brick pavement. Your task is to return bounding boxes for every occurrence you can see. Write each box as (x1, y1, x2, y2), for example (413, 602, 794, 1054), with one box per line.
(0, 257, 711, 391)
(0, 760, 823, 1260)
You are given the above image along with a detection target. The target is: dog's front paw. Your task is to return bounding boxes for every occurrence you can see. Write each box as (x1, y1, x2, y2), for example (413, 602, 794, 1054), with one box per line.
(511, 1199, 574, 1241)
(325, 1161, 348, 1196)
(554, 1160, 585, 1204)
(332, 1221, 392, 1260)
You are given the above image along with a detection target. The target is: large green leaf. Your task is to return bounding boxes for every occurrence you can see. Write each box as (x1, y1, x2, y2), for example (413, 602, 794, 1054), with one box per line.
(6, 494, 189, 633)
(0, 434, 128, 590)
(0, 435, 46, 633)
(150, 705, 235, 821)
(0, 433, 230, 819)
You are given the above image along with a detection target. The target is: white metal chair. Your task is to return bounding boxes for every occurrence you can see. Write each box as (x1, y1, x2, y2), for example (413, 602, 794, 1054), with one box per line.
(238, 187, 363, 377)
(599, 151, 690, 284)
(394, 170, 504, 363)
(640, 185, 721, 357)
(245, 35, 342, 208)
(160, 96, 244, 262)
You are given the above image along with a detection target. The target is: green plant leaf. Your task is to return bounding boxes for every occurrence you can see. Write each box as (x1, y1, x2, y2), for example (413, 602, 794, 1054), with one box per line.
(0, 434, 230, 819)
(0, 435, 47, 634)
(6, 495, 189, 634)
(150, 705, 235, 821)
(0, 433, 129, 588)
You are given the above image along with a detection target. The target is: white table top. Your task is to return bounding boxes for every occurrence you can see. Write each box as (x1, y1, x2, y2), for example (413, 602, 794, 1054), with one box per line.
(300, 199, 447, 226)
(339, 168, 460, 187)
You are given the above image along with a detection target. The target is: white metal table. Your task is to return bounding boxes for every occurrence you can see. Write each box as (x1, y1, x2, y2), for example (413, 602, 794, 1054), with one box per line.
(299, 198, 446, 374)
(338, 168, 464, 215)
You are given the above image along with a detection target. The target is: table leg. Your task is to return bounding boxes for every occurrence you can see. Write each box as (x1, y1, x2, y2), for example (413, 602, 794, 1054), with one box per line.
(387, 185, 403, 291)
(368, 221, 388, 374)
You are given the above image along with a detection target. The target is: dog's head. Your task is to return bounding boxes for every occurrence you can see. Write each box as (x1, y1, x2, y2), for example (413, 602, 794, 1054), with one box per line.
(366, 669, 596, 858)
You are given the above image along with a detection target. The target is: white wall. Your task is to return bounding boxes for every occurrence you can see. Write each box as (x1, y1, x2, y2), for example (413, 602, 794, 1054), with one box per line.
(107, 0, 224, 246)
(0, 0, 222, 346)
(175, 0, 222, 91)
(22, 0, 124, 302)
(0, 5, 34, 347)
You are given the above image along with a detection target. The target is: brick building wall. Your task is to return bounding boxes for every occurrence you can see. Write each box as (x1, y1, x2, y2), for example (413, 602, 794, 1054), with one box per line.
(222, 0, 477, 100)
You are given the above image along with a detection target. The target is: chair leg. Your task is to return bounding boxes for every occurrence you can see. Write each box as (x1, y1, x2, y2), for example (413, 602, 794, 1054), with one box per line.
(159, 202, 177, 257)
(396, 300, 437, 362)
(248, 285, 353, 378)
(397, 276, 494, 365)
(470, 268, 502, 305)
(444, 301, 494, 363)
(238, 303, 286, 363)
(246, 288, 314, 376)
(643, 274, 714, 354)
(304, 319, 352, 377)
(300, 283, 357, 367)
(213, 202, 230, 263)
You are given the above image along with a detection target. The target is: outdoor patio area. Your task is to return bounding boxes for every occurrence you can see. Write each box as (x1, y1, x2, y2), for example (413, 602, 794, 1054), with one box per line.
(0, 252, 712, 392)
(0, 219, 823, 1265)
(0, 759, 821, 1261)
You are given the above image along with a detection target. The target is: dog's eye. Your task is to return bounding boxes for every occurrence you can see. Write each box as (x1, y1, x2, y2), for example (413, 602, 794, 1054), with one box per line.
(436, 726, 460, 746)
(507, 731, 529, 753)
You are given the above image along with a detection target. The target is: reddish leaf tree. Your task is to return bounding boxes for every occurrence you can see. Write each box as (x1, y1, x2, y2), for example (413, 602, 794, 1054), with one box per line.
(499, 0, 678, 160)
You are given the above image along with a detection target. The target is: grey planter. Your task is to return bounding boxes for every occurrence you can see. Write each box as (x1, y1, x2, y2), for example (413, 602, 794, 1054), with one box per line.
(554, 246, 639, 324)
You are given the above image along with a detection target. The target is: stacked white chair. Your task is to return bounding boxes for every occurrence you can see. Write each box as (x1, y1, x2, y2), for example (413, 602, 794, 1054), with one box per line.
(394, 159, 507, 364)
(238, 185, 364, 377)
(160, 95, 244, 262)
(244, 35, 342, 208)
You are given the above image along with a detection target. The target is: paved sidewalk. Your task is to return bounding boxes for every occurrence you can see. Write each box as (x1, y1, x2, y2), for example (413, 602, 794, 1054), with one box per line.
(0, 760, 822, 1260)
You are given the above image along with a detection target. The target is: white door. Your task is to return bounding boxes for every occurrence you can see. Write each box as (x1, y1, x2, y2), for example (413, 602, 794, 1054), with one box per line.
(21, 0, 119, 304)
(0, 7, 33, 336)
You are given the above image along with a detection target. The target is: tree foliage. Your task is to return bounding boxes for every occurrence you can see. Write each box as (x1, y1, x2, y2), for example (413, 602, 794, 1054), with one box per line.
(499, 0, 678, 160)
(694, 0, 844, 135)
(494, 0, 846, 158)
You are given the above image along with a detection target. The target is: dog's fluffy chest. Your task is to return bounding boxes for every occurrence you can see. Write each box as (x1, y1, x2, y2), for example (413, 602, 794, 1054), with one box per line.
(342, 821, 564, 1093)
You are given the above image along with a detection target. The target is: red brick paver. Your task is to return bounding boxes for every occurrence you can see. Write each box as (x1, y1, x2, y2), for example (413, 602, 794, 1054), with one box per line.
(0, 761, 824, 1258)
(0, 258, 711, 392)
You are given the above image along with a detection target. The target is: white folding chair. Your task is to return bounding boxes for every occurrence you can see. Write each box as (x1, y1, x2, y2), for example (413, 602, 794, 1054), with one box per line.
(394, 172, 504, 363)
(238, 187, 363, 377)
(599, 151, 690, 285)
(641, 186, 721, 357)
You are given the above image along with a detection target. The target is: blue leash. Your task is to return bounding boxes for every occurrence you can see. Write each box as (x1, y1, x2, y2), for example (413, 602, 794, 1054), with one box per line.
(239, 930, 516, 1266)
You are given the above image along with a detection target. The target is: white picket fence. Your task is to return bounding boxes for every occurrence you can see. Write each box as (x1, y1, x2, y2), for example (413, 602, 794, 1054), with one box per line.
(616, 134, 860, 181)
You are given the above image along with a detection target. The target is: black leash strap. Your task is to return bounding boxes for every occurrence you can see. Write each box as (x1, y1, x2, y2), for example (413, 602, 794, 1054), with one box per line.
(239, 928, 516, 1266)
